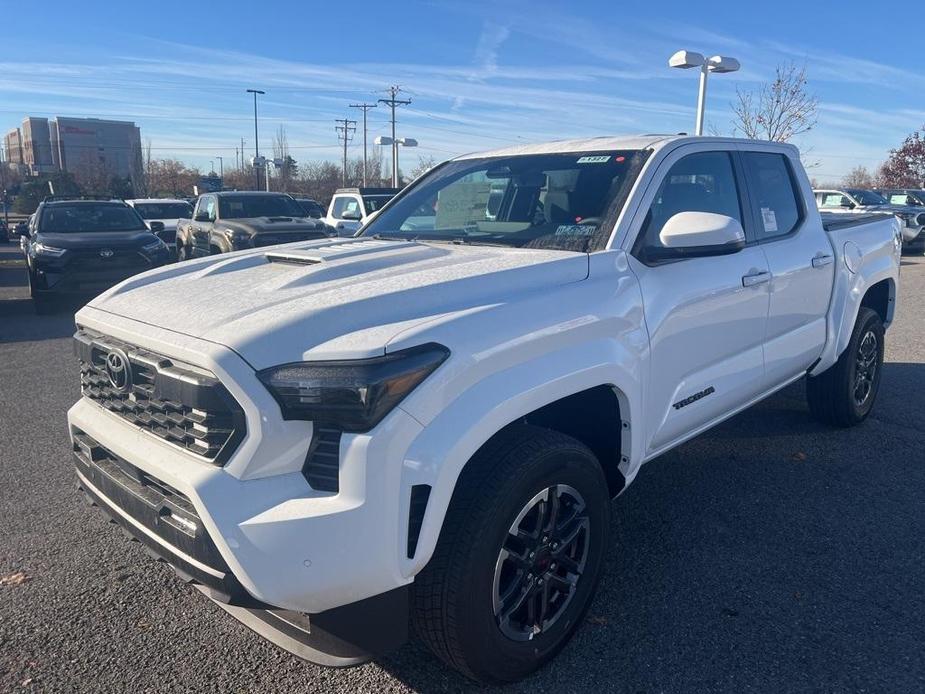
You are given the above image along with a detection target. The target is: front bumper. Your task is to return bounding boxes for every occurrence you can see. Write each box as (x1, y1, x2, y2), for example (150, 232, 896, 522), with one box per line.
(67, 306, 426, 616)
(73, 429, 407, 664)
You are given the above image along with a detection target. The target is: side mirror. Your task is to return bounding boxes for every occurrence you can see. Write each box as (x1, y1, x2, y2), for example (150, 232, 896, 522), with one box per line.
(194, 212, 211, 222)
(341, 209, 362, 221)
(840, 200, 855, 209)
(148, 221, 165, 233)
(649, 211, 746, 261)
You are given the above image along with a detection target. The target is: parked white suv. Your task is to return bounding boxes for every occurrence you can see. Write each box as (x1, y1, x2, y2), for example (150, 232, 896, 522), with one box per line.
(69, 136, 900, 684)
(323, 186, 398, 236)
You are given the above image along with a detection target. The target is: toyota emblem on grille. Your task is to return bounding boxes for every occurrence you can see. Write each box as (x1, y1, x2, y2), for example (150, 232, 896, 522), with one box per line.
(100, 249, 114, 258)
(105, 349, 132, 392)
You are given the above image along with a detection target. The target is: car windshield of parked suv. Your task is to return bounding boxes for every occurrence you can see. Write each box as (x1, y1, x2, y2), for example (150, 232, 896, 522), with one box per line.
(360, 150, 646, 252)
(218, 194, 306, 219)
(133, 202, 193, 219)
(39, 203, 148, 233)
(362, 195, 393, 213)
(848, 189, 889, 205)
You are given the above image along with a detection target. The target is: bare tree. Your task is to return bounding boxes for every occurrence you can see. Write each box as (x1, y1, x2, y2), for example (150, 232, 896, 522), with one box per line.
(408, 155, 438, 181)
(840, 165, 875, 189)
(732, 63, 818, 142)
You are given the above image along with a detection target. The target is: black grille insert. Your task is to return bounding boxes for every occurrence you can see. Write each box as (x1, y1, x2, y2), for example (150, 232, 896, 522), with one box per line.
(75, 328, 246, 464)
(303, 426, 341, 492)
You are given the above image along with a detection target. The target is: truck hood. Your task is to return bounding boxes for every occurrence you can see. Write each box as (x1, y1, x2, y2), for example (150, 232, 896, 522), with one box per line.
(223, 217, 329, 235)
(35, 229, 157, 249)
(87, 238, 589, 368)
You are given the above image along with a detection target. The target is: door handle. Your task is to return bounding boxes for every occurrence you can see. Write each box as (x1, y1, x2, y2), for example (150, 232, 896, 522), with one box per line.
(742, 271, 771, 287)
(812, 254, 834, 268)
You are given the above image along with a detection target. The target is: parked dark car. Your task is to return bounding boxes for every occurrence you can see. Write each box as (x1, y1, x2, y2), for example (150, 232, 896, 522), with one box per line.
(11, 220, 29, 239)
(22, 197, 170, 311)
(294, 197, 325, 219)
(0, 220, 8, 242)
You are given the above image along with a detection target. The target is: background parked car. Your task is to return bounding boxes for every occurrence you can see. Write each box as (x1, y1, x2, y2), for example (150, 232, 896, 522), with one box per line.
(323, 186, 399, 236)
(126, 198, 193, 260)
(814, 187, 925, 249)
(294, 197, 325, 219)
(22, 196, 170, 312)
(0, 220, 8, 242)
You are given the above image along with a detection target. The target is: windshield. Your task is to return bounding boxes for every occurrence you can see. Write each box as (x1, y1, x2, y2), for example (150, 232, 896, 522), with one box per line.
(361, 150, 645, 252)
(133, 202, 193, 219)
(39, 203, 147, 233)
(849, 190, 888, 205)
(218, 194, 305, 218)
(362, 195, 393, 213)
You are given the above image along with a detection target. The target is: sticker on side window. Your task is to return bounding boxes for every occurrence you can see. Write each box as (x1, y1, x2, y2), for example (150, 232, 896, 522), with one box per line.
(576, 155, 611, 164)
(761, 207, 778, 233)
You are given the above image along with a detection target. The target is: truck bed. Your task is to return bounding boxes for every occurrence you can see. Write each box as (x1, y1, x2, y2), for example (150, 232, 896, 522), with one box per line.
(820, 211, 893, 232)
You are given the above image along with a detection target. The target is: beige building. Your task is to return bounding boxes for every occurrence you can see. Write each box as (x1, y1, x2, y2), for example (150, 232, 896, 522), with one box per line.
(3, 116, 143, 186)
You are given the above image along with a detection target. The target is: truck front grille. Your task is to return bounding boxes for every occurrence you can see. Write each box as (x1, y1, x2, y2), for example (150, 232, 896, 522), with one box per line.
(75, 328, 246, 464)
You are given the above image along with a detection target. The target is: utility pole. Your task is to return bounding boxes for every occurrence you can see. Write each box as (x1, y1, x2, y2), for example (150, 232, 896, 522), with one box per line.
(349, 102, 377, 186)
(216, 156, 223, 179)
(246, 89, 265, 189)
(335, 118, 357, 187)
(378, 85, 411, 187)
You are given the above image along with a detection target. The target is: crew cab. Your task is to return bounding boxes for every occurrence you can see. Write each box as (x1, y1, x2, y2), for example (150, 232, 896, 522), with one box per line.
(814, 187, 924, 247)
(22, 197, 169, 311)
(323, 186, 399, 236)
(69, 136, 900, 684)
(175, 191, 331, 260)
(126, 198, 194, 259)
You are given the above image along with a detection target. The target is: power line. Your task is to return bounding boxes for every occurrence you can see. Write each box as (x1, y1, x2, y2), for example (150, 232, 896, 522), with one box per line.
(349, 103, 377, 186)
(335, 118, 356, 186)
(378, 85, 411, 187)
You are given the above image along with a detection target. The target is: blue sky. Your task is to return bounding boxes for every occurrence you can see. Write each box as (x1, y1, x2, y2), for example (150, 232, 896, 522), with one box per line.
(3, 0, 923, 180)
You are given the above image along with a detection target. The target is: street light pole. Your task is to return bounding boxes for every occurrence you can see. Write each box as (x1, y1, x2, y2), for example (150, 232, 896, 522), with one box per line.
(668, 51, 740, 136)
(246, 89, 265, 189)
(216, 156, 223, 179)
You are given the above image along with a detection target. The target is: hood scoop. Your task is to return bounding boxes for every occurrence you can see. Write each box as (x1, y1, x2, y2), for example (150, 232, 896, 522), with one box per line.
(265, 252, 322, 266)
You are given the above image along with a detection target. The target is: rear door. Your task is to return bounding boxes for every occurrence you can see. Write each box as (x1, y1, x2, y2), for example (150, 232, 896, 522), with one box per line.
(739, 147, 833, 386)
(626, 144, 771, 456)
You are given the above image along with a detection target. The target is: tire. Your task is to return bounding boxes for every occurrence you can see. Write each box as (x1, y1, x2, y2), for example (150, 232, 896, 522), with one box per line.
(411, 425, 610, 684)
(177, 244, 191, 262)
(807, 307, 884, 427)
(27, 270, 53, 314)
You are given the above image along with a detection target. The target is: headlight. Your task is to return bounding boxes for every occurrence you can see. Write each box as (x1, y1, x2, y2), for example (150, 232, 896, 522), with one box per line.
(257, 343, 450, 431)
(34, 242, 66, 257)
(141, 239, 167, 254)
(915, 213, 925, 226)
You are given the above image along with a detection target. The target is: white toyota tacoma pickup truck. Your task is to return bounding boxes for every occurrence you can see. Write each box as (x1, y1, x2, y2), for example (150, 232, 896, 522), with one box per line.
(69, 135, 901, 684)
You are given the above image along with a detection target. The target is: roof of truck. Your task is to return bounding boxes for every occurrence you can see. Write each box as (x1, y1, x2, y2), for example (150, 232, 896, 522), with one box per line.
(453, 135, 800, 160)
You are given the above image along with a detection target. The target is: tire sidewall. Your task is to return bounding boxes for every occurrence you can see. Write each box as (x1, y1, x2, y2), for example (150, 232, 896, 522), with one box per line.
(453, 447, 609, 681)
(846, 309, 885, 420)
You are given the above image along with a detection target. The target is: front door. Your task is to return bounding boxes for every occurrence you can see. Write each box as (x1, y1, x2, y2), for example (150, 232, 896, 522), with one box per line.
(626, 147, 771, 456)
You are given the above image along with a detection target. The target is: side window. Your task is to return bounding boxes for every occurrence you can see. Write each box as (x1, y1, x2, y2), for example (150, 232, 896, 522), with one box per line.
(741, 152, 802, 241)
(343, 198, 362, 217)
(204, 197, 217, 221)
(637, 151, 742, 254)
(820, 192, 850, 209)
(331, 196, 348, 219)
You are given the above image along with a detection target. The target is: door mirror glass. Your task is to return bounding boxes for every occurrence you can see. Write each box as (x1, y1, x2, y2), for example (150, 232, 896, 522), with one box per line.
(341, 208, 362, 221)
(148, 220, 165, 232)
(650, 211, 745, 260)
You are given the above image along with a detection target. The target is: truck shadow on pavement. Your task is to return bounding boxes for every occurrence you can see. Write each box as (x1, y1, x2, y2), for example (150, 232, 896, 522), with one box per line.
(377, 362, 925, 692)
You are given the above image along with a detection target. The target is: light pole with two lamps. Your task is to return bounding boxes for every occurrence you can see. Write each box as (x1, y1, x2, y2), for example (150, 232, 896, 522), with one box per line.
(668, 51, 740, 136)
(374, 136, 418, 187)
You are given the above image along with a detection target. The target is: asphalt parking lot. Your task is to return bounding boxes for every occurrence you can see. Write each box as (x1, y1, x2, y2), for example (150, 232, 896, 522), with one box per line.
(0, 241, 923, 693)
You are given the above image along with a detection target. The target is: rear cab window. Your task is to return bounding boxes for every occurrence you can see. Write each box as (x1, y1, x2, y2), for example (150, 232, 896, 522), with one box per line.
(740, 152, 803, 241)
